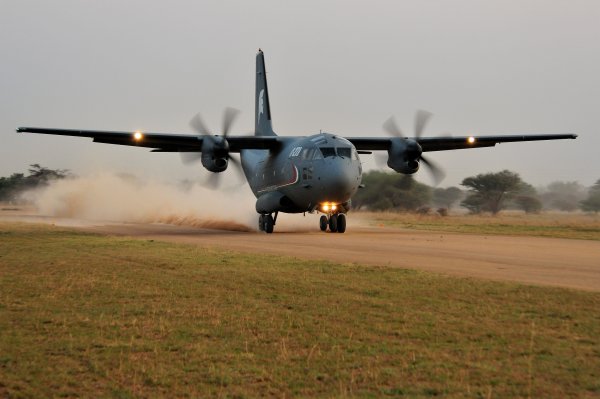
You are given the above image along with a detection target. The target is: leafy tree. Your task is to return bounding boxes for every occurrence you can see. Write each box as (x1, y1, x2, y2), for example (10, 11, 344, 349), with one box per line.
(27, 164, 69, 182)
(539, 181, 587, 212)
(432, 186, 463, 209)
(580, 180, 600, 213)
(0, 173, 26, 202)
(0, 165, 70, 202)
(514, 195, 542, 214)
(460, 170, 523, 214)
(352, 171, 431, 211)
(512, 182, 542, 214)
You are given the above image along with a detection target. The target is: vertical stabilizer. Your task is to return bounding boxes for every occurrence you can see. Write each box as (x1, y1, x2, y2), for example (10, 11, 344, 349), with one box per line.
(255, 49, 276, 136)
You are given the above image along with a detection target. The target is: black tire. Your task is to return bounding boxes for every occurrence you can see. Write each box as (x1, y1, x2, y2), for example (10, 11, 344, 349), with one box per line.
(319, 215, 328, 231)
(336, 213, 346, 233)
(258, 214, 265, 231)
(264, 214, 274, 234)
(328, 214, 338, 233)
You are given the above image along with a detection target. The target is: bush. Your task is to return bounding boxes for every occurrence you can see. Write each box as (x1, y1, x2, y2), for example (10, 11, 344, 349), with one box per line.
(353, 171, 432, 211)
(580, 179, 600, 213)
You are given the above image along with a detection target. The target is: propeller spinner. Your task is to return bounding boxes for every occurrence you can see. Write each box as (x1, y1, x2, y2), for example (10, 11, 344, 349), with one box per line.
(381, 110, 446, 185)
(181, 107, 245, 189)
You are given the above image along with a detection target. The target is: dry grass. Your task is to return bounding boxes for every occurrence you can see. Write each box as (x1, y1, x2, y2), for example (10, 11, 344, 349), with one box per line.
(356, 211, 600, 240)
(1, 222, 599, 398)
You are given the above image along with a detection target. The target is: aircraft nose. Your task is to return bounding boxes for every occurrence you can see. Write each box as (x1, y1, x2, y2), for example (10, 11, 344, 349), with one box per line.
(319, 159, 360, 202)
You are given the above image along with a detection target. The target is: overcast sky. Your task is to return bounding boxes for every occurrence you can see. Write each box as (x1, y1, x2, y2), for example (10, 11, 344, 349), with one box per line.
(1, 0, 599, 188)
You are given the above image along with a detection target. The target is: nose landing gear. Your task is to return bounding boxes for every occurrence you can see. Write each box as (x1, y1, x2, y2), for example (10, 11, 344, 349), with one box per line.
(319, 213, 346, 233)
(258, 212, 278, 234)
(319, 215, 328, 231)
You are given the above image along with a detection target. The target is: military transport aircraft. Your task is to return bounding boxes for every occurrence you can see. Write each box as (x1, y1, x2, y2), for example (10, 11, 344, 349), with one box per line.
(18, 49, 576, 233)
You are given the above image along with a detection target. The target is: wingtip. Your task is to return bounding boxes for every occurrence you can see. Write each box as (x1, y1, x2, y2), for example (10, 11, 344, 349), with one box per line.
(16, 127, 25, 133)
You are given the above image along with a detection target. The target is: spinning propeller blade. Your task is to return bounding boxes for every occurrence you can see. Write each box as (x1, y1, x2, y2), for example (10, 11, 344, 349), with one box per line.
(183, 108, 244, 188)
(383, 116, 404, 138)
(382, 110, 446, 185)
(414, 109, 433, 138)
(222, 107, 240, 137)
(189, 113, 211, 136)
(420, 155, 446, 185)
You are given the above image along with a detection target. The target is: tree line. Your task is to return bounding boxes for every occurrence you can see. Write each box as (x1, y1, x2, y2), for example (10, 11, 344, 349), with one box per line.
(352, 170, 600, 214)
(0, 164, 70, 203)
(1, 165, 600, 213)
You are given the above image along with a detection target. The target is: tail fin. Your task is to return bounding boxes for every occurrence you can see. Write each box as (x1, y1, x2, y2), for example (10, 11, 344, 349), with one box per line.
(255, 49, 276, 136)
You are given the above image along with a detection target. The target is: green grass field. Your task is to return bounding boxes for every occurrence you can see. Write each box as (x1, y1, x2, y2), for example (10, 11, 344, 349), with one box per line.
(1, 222, 599, 398)
(357, 211, 600, 241)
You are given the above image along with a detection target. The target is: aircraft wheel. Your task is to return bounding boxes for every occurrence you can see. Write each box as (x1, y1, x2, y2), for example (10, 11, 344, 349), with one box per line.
(258, 214, 265, 231)
(336, 214, 346, 233)
(319, 215, 328, 231)
(328, 214, 338, 233)
(264, 214, 274, 234)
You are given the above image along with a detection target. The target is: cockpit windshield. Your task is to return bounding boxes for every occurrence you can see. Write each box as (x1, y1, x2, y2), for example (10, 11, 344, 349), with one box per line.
(319, 147, 336, 158)
(300, 147, 323, 160)
(317, 146, 358, 160)
(337, 147, 351, 158)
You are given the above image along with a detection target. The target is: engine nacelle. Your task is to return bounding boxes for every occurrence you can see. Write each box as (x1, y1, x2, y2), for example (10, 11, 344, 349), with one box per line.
(387, 137, 421, 174)
(201, 136, 229, 173)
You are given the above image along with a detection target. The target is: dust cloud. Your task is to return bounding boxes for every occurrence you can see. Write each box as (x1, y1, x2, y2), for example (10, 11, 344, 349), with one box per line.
(22, 173, 258, 231)
(20, 173, 329, 232)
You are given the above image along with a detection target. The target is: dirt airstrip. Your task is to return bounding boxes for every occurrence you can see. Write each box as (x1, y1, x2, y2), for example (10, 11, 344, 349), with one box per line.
(3, 210, 599, 292)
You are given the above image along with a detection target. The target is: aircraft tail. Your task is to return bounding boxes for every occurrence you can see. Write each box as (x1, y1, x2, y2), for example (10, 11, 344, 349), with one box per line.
(255, 49, 276, 136)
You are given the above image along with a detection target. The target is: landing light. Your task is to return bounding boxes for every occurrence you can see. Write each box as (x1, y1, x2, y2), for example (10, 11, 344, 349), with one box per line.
(467, 136, 476, 144)
(133, 131, 143, 141)
(320, 203, 337, 212)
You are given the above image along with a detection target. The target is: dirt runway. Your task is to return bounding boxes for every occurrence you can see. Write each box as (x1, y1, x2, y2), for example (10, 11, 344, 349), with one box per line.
(82, 221, 600, 292)
(3, 212, 599, 291)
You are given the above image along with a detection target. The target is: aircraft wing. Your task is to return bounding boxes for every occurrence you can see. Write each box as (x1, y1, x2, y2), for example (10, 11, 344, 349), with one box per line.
(16, 127, 280, 152)
(347, 134, 577, 152)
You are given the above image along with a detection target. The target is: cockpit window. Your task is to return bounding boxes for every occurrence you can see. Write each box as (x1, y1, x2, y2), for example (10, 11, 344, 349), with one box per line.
(300, 148, 323, 160)
(320, 147, 336, 158)
(337, 147, 351, 159)
(316, 146, 357, 159)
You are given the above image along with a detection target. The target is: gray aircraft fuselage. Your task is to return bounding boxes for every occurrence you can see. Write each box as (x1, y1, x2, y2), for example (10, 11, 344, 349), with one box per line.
(241, 133, 362, 214)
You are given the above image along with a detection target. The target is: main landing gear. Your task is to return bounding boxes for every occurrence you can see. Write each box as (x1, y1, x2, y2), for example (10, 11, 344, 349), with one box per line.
(320, 213, 346, 233)
(258, 212, 278, 234)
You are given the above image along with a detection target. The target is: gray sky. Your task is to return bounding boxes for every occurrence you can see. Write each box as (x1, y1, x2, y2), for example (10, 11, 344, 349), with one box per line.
(1, 0, 599, 188)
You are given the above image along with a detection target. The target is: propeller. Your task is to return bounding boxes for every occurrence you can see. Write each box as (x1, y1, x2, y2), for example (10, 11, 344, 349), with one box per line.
(181, 112, 212, 165)
(382, 110, 433, 139)
(181, 107, 246, 189)
(222, 107, 240, 137)
(414, 109, 433, 138)
(419, 153, 445, 186)
(383, 116, 404, 138)
(381, 110, 446, 185)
